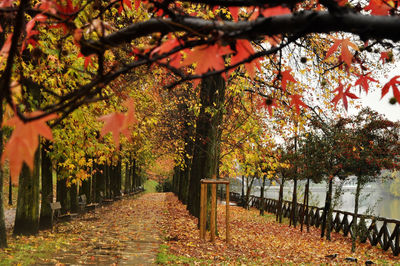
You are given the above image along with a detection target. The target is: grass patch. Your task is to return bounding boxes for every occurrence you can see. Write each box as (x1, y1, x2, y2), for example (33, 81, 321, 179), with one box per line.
(259, 211, 291, 225)
(144, 179, 158, 193)
(0, 234, 71, 265)
(156, 244, 210, 265)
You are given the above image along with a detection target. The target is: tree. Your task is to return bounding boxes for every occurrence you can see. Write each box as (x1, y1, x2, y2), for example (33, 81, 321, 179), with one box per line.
(2, 0, 400, 246)
(296, 132, 326, 232)
(39, 141, 53, 230)
(340, 108, 400, 252)
(306, 115, 350, 240)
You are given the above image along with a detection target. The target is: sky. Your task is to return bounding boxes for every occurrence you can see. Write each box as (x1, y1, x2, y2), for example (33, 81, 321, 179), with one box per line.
(359, 88, 400, 122)
(352, 66, 400, 122)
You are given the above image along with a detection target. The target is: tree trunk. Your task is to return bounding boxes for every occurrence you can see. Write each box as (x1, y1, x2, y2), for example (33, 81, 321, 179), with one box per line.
(8, 174, 12, 206)
(290, 176, 298, 227)
(106, 163, 111, 198)
(176, 167, 182, 196)
(305, 178, 311, 232)
(90, 163, 96, 203)
(245, 176, 255, 209)
(241, 175, 245, 198)
(81, 177, 90, 198)
(181, 163, 191, 204)
(14, 152, 40, 236)
(326, 187, 334, 241)
(187, 75, 225, 222)
(57, 175, 69, 214)
(131, 159, 136, 191)
(0, 164, 6, 248)
(178, 168, 184, 200)
(116, 158, 122, 196)
(351, 175, 362, 252)
(277, 176, 285, 223)
(0, 165, 6, 248)
(173, 166, 179, 195)
(259, 175, 266, 216)
(124, 161, 130, 194)
(95, 164, 105, 202)
(39, 142, 53, 230)
(0, 100, 7, 248)
(180, 110, 194, 204)
(70, 182, 78, 213)
(321, 177, 333, 238)
(301, 177, 310, 232)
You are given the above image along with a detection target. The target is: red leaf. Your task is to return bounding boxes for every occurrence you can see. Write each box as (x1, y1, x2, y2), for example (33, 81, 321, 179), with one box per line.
(123, 98, 136, 126)
(73, 28, 83, 45)
(364, 0, 394, 15)
(150, 38, 183, 67)
(1, 112, 57, 184)
(229, 7, 239, 21)
(123, 0, 132, 10)
(0, 0, 13, 8)
(289, 94, 308, 115)
(331, 82, 359, 110)
(0, 34, 12, 55)
(281, 68, 296, 91)
(354, 72, 377, 94)
(98, 112, 126, 149)
(182, 43, 233, 76)
(380, 51, 389, 63)
(78, 53, 95, 69)
(382, 75, 400, 104)
(53, 0, 80, 33)
(261, 6, 291, 17)
(151, 38, 180, 57)
(97, 98, 136, 149)
(325, 38, 359, 66)
(169, 53, 182, 68)
(135, 0, 141, 10)
(257, 97, 279, 117)
(230, 40, 261, 78)
(56, 0, 80, 18)
(336, 0, 349, 6)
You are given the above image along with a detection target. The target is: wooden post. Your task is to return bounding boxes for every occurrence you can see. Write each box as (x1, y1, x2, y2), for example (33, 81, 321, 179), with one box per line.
(199, 179, 229, 243)
(226, 183, 230, 243)
(200, 183, 206, 240)
(210, 183, 216, 242)
(202, 183, 207, 239)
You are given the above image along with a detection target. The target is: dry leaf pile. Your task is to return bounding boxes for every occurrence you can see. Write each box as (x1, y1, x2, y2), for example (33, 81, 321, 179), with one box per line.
(2, 192, 400, 265)
(161, 193, 400, 264)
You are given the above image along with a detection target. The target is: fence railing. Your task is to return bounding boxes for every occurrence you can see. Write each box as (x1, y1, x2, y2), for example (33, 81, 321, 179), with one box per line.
(225, 191, 400, 256)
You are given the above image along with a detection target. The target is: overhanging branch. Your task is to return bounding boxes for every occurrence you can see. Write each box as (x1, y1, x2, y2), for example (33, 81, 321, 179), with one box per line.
(81, 11, 400, 56)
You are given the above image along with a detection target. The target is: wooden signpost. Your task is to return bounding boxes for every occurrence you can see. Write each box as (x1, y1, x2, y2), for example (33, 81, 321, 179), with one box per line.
(199, 179, 230, 243)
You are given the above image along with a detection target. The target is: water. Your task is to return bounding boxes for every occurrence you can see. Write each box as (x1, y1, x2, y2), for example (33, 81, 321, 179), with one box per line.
(230, 178, 400, 221)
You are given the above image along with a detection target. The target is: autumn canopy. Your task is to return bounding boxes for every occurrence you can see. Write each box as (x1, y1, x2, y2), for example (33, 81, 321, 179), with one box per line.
(0, 0, 399, 191)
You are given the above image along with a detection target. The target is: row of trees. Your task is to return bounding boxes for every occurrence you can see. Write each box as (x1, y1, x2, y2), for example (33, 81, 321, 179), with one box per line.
(220, 107, 399, 253)
(15, 146, 144, 235)
(1, 0, 400, 252)
(257, 108, 399, 252)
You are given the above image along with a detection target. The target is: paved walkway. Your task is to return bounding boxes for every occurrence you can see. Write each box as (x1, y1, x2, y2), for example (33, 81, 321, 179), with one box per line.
(47, 193, 166, 265)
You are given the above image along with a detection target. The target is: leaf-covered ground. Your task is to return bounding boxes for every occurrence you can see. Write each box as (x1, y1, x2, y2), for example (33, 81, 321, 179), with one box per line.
(1, 192, 166, 265)
(1, 192, 400, 265)
(160, 193, 400, 265)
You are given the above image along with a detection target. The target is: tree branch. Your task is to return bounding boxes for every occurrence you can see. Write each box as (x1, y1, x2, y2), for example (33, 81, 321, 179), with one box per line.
(0, 0, 29, 105)
(81, 11, 400, 56)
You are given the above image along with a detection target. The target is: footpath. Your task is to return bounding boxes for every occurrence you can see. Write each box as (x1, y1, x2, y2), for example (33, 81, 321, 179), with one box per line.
(43, 193, 166, 265)
(3, 192, 399, 265)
